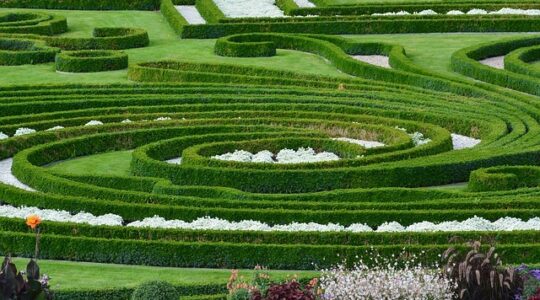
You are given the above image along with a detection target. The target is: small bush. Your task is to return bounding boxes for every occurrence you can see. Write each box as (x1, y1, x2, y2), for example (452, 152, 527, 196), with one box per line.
(132, 281, 178, 300)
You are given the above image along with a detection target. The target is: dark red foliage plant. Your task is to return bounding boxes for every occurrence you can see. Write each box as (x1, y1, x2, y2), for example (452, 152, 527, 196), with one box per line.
(264, 281, 316, 300)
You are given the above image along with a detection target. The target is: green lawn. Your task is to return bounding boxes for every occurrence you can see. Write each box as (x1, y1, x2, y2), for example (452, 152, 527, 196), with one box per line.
(11, 258, 317, 291)
(0, 8, 346, 85)
(47, 150, 132, 176)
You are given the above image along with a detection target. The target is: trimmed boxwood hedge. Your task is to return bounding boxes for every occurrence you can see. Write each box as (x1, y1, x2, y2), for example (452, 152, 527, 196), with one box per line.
(55, 50, 128, 73)
(46, 27, 149, 50)
(0, 0, 161, 10)
(0, 38, 59, 65)
(0, 11, 67, 35)
(504, 45, 540, 78)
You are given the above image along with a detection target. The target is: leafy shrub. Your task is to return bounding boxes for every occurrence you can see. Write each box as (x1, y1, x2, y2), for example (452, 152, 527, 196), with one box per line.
(131, 280, 178, 300)
(55, 50, 128, 73)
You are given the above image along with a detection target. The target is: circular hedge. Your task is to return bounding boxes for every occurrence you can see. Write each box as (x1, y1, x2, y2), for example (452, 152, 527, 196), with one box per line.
(0, 38, 58, 65)
(0, 11, 67, 35)
(131, 281, 178, 300)
(55, 50, 128, 73)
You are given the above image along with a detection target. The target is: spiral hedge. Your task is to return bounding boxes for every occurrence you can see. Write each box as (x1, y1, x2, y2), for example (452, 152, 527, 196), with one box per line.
(0, 0, 538, 285)
(55, 50, 128, 73)
(0, 31, 539, 270)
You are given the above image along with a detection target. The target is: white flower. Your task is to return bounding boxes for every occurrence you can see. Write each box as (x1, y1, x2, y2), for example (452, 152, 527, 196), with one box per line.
(416, 9, 438, 15)
(85, 120, 103, 126)
(155, 117, 172, 121)
(467, 9, 487, 15)
(121, 119, 132, 123)
(46, 126, 64, 131)
(14, 128, 36, 136)
(451, 133, 481, 150)
(333, 137, 385, 149)
(446, 10, 464, 15)
(212, 147, 340, 164)
(0, 132, 8, 140)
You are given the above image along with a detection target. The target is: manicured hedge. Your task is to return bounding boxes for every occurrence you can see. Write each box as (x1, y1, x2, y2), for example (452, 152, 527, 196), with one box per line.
(161, 0, 189, 34)
(0, 38, 59, 65)
(504, 45, 540, 78)
(451, 35, 540, 96)
(196, 0, 225, 24)
(55, 50, 128, 73)
(0, 12, 67, 35)
(469, 166, 540, 192)
(0, 0, 161, 10)
(46, 27, 149, 50)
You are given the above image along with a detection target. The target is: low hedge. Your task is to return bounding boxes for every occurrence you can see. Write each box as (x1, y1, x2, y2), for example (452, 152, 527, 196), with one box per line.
(469, 166, 540, 192)
(0, 38, 58, 65)
(504, 45, 540, 78)
(451, 35, 540, 96)
(180, 15, 540, 39)
(55, 50, 128, 73)
(0, 0, 161, 10)
(0, 12, 67, 35)
(55, 283, 225, 300)
(46, 27, 149, 50)
(195, 0, 225, 24)
(161, 0, 189, 34)
(1, 231, 539, 269)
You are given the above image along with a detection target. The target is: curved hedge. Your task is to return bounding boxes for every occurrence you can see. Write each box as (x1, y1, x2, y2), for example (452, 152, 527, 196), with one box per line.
(55, 50, 128, 73)
(0, 11, 67, 35)
(0, 0, 161, 10)
(0, 38, 59, 65)
(46, 27, 149, 50)
(505, 45, 540, 78)
(451, 35, 540, 96)
(0, 22, 539, 276)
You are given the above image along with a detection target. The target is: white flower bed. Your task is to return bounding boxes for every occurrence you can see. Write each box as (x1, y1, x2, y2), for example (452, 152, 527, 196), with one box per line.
(213, 0, 285, 18)
(0, 202, 539, 233)
(46, 126, 64, 131)
(293, 0, 315, 8)
(333, 137, 385, 148)
(84, 120, 103, 126)
(14, 128, 36, 137)
(155, 117, 172, 121)
(396, 127, 431, 146)
(121, 119, 132, 123)
(373, 8, 540, 16)
(0, 204, 122, 226)
(320, 258, 455, 300)
(451, 133, 481, 150)
(212, 147, 340, 164)
(128, 215, 540, 232)
(0, 132, 8, 140)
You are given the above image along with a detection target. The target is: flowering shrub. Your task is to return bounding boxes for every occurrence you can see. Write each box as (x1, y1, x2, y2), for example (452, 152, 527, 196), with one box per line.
(213, 147, 340, 164)
(227, 267, 317, 300)
(516, 265, 540, 300)
(319, 252, 455, 300)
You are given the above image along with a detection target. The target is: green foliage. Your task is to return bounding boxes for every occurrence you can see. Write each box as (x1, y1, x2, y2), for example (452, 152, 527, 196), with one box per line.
(0, 38, 59, 65)
(196, 0, 225, 24)
(0, 0, 161, 10)
(0, 11, 67, 35)
(132, 281, 179, 300)
(55, 50, 128, 73)
(46, 27, 149, 50)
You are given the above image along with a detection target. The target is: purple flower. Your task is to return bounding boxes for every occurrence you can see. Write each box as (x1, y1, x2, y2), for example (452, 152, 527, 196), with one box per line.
(530, 269, 540, 281)
(516, 264, 529, 272)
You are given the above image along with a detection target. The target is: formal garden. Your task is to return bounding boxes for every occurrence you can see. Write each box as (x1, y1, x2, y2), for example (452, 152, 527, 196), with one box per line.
(0, 0, 539, 298)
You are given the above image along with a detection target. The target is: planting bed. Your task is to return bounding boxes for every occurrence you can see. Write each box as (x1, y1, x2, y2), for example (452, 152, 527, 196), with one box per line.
(0, 0, 538, 298)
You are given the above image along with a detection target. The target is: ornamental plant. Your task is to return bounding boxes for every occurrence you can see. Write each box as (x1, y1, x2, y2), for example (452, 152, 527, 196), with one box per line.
(227, 266, 317, 300)
(442, 241, 523, 300)
(0, 215, 52, 300)
(319, 252, 455, 300)
(516, 265, 540, 300)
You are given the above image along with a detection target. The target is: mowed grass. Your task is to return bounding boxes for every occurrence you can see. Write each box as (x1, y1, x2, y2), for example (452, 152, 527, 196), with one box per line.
(11, 258, 317, 291)
(0, 8, 346, 85)
(47, 150, 132, 176)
